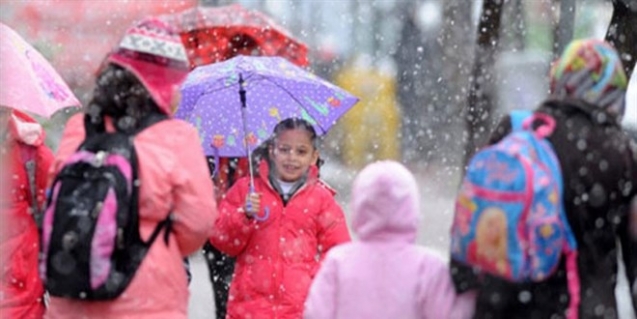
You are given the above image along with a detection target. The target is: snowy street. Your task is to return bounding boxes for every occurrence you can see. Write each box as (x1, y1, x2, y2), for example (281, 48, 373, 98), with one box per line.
(187, 160, 636, 319)
(1, 2, 634, 318)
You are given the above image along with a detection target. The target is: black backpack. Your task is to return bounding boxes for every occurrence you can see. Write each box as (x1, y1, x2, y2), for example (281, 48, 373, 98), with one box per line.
(40, 113, 171, 300)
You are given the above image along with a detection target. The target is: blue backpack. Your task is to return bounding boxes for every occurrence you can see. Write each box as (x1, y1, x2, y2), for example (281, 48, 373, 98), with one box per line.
(450, 110, 580, 318)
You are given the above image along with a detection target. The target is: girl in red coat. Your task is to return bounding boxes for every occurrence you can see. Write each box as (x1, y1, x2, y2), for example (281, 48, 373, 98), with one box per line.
(210, 118, 351, 319)
(1, 108, 53, 319)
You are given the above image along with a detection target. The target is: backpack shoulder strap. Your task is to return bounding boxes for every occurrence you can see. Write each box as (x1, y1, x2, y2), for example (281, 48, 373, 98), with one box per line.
(146, 213, 173, 246)
(132, 113, 171, 245)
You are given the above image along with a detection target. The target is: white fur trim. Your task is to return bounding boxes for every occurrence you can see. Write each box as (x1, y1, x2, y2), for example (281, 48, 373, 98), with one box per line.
(11, 113, 42, 146)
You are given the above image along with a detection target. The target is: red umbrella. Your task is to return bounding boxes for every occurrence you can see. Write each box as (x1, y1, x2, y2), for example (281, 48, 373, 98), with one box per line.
(111, 4, 310, 192)
(155, 4, 309, 68)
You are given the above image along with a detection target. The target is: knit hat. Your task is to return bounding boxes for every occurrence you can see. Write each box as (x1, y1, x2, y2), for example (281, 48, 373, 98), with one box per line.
(106, 18, 190, 115)
(550, 39, 628, 119)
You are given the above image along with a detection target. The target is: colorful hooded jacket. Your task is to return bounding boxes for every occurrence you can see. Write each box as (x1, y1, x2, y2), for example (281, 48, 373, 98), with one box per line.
(210, 160, 351, 319)
(1, 110, 53, 319)
(304, 161, 475, 319)
(44, 113, 218, 319)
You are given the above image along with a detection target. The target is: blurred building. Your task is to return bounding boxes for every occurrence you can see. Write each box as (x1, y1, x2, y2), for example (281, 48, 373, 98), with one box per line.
(332, 56, 402, 168)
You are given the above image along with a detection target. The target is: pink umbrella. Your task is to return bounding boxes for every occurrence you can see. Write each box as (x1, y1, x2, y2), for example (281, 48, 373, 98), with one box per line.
(0, 22, 80, 118)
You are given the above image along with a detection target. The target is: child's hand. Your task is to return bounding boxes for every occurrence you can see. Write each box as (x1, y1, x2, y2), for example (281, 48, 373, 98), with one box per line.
(245, 192, 261, 218)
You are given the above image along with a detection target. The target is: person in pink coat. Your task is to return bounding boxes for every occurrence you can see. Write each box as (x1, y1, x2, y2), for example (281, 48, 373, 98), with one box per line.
(304, 161, 475, 319)
(44, 20, 218, 319)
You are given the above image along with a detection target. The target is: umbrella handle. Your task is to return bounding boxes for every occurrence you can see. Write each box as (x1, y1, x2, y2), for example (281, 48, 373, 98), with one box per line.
(254, 206, 270, 222)
(246, 185, 269, 221)
(210, 147, 220, 178)
(246, 185, 255, 213)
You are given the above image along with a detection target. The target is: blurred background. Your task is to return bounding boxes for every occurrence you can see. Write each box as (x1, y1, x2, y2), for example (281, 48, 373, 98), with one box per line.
(1, 0, 634, 167)
(2, 0, 636, 260)
(2, 1, 635, 318)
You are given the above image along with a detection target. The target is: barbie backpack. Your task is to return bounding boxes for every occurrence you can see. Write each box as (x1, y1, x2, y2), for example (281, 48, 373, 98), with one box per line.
(450, 111, 580, 318)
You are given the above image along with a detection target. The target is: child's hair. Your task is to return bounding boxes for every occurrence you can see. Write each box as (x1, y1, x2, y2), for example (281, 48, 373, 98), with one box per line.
(272, 118, 319, 149)
(251, 138, 274, 167)
(250, 118, 325, 175)
(86, 63, 162, 131)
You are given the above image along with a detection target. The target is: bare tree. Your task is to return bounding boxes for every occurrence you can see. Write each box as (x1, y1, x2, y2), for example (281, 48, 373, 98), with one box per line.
(605, 0, 637, 79)
(502, 0, 526, 52)
(436, 0, 474, 167)
(464, 0, 505, 166)
(553, 0, 576, 59)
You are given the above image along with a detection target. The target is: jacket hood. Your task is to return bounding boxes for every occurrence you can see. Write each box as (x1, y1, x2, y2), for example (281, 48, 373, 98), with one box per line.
(9, 110, 45, 146)
(549, 39, 627, 119)
(106, 18, 189, 115)
(351, 161, 420, 242)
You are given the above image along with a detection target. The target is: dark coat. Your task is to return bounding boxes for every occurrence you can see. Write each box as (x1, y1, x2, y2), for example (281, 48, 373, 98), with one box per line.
(451, 98, 637, 319)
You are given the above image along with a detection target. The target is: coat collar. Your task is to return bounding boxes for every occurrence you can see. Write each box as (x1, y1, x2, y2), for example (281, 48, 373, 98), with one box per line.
(8, 110, 45, 146)
(256, 159, 322, 201)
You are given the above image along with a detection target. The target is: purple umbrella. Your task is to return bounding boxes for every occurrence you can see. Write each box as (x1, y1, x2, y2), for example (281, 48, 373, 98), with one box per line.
(176, 55, 359, 182)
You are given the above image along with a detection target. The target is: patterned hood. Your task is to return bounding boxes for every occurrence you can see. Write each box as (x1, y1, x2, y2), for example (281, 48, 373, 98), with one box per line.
(550, 38, 628, 120)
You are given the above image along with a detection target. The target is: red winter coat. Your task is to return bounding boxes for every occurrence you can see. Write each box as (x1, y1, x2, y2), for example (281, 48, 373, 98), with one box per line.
(1, 110, 53, 319)
(210, 160, 351, 319)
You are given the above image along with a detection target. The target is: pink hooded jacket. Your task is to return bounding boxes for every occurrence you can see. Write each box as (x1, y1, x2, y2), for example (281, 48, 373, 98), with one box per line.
(304, 161, 475, 319)
(44, 113, 218, 319)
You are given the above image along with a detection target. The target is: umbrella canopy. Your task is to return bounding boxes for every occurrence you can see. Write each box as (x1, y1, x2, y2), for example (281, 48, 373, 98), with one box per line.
(0, 1, 197, 100)
(176, 55, 358, 158)
(0, 23, 80, 118)
(156, 4, 309, 68)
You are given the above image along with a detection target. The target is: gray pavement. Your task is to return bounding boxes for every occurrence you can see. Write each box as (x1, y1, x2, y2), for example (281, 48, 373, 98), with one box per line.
(188, 252, 215, 319)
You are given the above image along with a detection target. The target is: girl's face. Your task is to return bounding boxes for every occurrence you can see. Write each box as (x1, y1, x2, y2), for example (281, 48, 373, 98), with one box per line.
(270, 128, 318, 182)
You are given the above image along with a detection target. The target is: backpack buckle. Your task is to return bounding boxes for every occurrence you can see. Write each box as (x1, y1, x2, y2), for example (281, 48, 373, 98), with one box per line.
(94, 151, 107, 167)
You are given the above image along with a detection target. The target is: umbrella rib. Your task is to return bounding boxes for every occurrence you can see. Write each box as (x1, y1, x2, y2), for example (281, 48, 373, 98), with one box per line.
(250, 74, 327, 134)
(197, 73, 262, 96)
(191, 72, 328, 134)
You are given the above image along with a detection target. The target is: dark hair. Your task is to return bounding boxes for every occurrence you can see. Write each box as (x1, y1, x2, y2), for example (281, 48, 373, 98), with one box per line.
(271, 118, 324, 170)
(272, 118, 319, 149)
(251, 137, 273, 164)
(86, 63, 162, 131)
